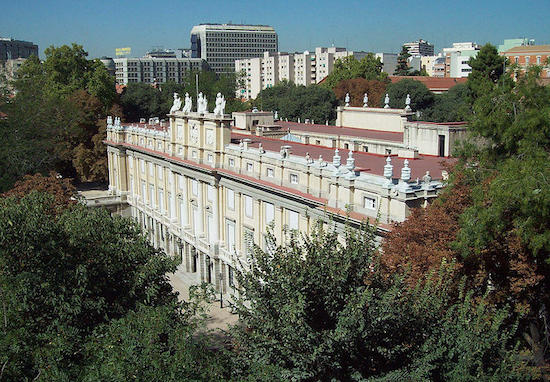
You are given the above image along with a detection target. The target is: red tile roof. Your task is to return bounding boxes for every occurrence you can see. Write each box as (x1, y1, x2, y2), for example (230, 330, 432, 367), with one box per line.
(277, 121, 404, 142)
(389, 76, 467, 91)
(231, 132, 453, 180)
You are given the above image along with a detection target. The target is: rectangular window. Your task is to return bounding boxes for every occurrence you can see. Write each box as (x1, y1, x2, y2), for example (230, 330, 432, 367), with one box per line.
(265, 202, 274, 224)
(129, 175, 134, 194)
(207, 213, 215, 242)
(363, 196, 376, 210)
(177, 124, 183, 139)
(157, 165, 163, 180)
(266, 167, 274, 177)
(227, 189, 235, 210)
(207, 184, 215, 202)
(178, 174, 184, 190)
(536, 56, 541, 64)
(148, 162, 154, 176)
(158, 189, 164, 212)
(193, 207, 200, 233)
(228, 158, 235, 167)
(290, 173, 298, 184)
(168, 192, 174, 217)
(140, 159, 145, 173)
(141, 180, 146, 200)
(243, 227, 254, 256)
(288, 210, 299, 230)
(363, 146, 369, 152)
(149, 184, 154, 206)
(244, 195, 253, 218)
(191, 179, 198, 196)
(226, 219, 236, 252)
(247, 162, 253, 172)
(180, 199, 186, 226)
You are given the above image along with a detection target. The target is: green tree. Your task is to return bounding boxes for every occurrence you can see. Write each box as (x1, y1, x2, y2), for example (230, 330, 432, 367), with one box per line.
(0, 44, 117, 188)
(322, 54, 387, 89)
(230, 224, 529, 380)
(255, 81, 338, 123)
(120, 82, 163, 121)
(394, 45, 412, 75)
(422, 83, 469, 122)
(384, 78, 435, 113)
(82, 304, 232, 381)
(467, 43, 507, 102)
(0, 192, 178, 380)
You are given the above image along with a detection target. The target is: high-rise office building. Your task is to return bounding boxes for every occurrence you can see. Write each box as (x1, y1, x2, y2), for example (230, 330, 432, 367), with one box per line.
(190, 24, 278, 74)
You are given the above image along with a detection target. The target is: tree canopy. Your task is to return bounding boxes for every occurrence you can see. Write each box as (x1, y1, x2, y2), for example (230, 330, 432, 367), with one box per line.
(254, 81, 338, 123)
(0, 44, 118, 189)
(383, 78, 435, 113)
(322, 54, 388, 89)
(394, 46, 412, 76)
(332, 78, 387, 108)
(120, 71, 248, 122)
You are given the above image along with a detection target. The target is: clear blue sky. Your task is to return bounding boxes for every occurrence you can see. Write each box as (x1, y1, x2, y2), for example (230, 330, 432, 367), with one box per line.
(1, 0, 548, 59)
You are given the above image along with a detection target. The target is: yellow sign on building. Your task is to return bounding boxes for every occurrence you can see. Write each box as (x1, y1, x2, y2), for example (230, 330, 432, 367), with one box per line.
(115, 47, 131, 56)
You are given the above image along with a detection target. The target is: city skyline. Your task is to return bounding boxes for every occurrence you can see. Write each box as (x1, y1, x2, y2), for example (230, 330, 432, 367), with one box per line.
(1, 0, 549, 59)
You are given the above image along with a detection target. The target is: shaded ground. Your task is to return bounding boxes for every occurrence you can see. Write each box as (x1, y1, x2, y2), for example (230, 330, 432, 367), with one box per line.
(169, 266, 238, 331)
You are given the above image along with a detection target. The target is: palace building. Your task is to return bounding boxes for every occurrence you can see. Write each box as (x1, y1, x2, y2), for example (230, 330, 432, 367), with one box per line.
(105, 96, 465, 296)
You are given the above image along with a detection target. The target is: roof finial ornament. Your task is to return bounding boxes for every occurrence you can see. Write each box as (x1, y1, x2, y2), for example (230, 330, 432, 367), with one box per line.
(384, 156, 394, 188)
(332, 148, 341, 168)
(363, 93, 368, 108)
(384, 93, 390, 109)
(401, 159, 411, 182)
(345, 93, 350, 107)
(405, 94, 412, 111)
(346, 150, 355, 170)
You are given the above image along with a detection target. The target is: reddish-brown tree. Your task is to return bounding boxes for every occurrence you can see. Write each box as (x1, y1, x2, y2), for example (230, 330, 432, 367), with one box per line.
(380, 167, 471, 286)
(333, 78, 387, 108)
(2, 171, 77, 212)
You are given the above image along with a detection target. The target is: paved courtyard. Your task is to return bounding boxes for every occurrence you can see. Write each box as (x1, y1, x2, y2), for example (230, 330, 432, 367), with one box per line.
(168, 265, 239, 331)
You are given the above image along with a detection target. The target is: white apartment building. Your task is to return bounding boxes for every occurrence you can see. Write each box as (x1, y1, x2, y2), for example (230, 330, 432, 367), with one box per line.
(190, 24, 278, 74)
(236, 48, 386, 100)
(114, 56, 207, 85)
(404, 39, 434, 57)
(443, 42, 480, 78)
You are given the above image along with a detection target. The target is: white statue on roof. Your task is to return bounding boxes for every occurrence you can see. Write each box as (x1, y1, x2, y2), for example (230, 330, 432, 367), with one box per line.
(170, 92, 182, 114)
(363, 93, 368, 108)
(182, 92, 192, 113)
(405, 94, 412, 111)
(345, 93, 350, 107)
(384, 94, 390, 109)
(213, 92, 226, 116)
(197, 92, 208, 113)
